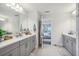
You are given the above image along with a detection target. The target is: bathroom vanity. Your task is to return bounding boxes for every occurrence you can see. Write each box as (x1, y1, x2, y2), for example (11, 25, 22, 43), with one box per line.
(62, 33, 76, 56)
(0, 33, 36, 56)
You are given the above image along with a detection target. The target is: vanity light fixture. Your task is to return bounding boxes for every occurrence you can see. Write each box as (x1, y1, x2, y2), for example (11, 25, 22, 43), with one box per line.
(5, 3, 23, 13)
(16, 4, 20, 9)
(0, 17, 5, 21)
(72, 9, 76, 15)
(0, 15, 6, 21)
(6, 4, 12, 7)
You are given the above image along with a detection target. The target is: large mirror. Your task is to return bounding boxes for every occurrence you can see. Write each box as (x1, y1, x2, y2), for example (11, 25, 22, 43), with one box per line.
(0, 3, 28, 35)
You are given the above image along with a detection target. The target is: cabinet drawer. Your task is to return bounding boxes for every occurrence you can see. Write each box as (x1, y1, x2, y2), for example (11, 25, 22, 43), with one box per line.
(0, 42, 19, 56)
(72, 38, 76, 56)
(3, 47, 20, 56)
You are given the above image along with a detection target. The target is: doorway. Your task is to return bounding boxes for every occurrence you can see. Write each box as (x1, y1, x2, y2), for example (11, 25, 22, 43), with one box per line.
(41, 21, 51, 48)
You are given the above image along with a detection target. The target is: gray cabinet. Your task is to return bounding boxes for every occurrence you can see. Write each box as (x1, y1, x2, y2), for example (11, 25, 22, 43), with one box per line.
(27, 35, 36, 55)
(0, 42, 19, 56)
(62, 34, 76, 56)
(63, 35, 66, 47)
(24, 38, 30, 56)
(72, 38, 76, 56)
(32, 38, 35, 50)
(19, 36, 36, 56)
(32, 35, 36, 50)
(63, 35, 69, 50)
(68, 38, 73, 54)
(19, 38, 28, 56)
(3, 47, 19, 56)
(19, 35, 36, 56)
(19, 44, 26, 56)
(29, 37, 32, 52)
(30, 35, 36, 52)
(65, 36, 69, 50)
(27, 38, 32, 55)
(19, 40, 25, 56)
(0, 35, 36, 56)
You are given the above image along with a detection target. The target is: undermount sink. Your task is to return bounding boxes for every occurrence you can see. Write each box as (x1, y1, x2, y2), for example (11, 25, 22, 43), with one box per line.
(63, 33, 76, 39)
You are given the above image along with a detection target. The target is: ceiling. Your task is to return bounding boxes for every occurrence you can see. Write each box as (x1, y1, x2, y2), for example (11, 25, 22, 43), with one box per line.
(21, 3, 76, 14)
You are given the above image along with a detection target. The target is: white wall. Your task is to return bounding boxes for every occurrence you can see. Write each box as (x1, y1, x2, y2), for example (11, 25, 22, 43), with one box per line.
(42, 13, 76, 46)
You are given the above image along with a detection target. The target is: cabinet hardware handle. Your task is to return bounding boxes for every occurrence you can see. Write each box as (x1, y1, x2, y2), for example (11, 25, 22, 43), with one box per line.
(9, 54, 12, 56)
(25, 43, 27, 48)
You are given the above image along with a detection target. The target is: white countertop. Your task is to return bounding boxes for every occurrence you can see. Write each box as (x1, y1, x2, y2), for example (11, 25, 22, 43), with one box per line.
(62, 33, 76, 39)
(0, 33, 36, 49)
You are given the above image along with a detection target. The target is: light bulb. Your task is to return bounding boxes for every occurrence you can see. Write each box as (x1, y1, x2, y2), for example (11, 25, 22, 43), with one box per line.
(0, 18, 5, 21)
(16, 4, 20, 9)
(5, 3, 24, 13)
(6, 4, 12, 7)
(19, 7, 23, 12)
(72, 10, 76, 15)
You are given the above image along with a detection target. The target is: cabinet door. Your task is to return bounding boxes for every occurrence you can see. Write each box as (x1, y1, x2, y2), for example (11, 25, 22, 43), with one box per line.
(33, 35, 36, 48)
(27, 37, 32, 55)
(29, 37, 32, 52)
(65, 36, 69, 50)
(0, 42, 19, 56)
(20, 38, 28, 56)
(32, 37, 35, 50)
(32, 35, 36, 50)
(20, 44, 26, 56)
(72, 38, 76, 56)
(30, 37, 33, 51)
(31, 35, 36, 51)
(68, 38, 73, 54)
(4, 47, 19, 56)
(24, 39, 29, 56)
(62, 35, 66, 47)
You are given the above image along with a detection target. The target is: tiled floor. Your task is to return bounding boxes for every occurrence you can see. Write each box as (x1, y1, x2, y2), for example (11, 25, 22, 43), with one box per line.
(30, 44, 72, 56)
